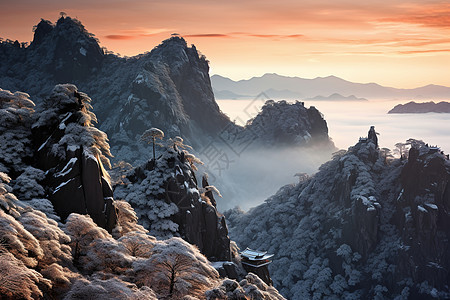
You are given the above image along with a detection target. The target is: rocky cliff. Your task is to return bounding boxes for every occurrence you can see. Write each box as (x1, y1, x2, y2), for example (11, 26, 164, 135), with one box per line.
(241, 100, 332, 148)
(0, 16, 334, 165)
(32, 84, 117, 230)
(395, 145, 450, 289)
(225, 128, 450, 299)
(1, 84, 117, 231)
(114, 142, 232, 262)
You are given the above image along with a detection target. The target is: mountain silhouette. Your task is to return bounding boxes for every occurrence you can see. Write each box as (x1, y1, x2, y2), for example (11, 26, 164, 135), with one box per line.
(211, 73, 450, 100)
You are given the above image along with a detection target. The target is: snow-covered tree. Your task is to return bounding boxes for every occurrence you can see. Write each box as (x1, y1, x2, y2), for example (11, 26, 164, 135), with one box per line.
(141, 127, 164, 162)
(18, 209, 72, 268)
(119, 231, 156, 258)
(0, 251, 47, 299)
(64, 277, 157, 300)
(12, 166, 46, 200)
(133, 237, 219, 299)
(33, 84, 112, 168)
(206, 273, 285, 300)
(80, 237, 133, 274)
(112, 200, 148, 237)
(63, 213, 111, 264)
(0, 88, 35, 174)
(119, 146, 181, 238)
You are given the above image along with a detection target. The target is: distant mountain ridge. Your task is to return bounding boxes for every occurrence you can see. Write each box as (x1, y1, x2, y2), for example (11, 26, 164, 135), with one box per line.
(305, 93, 367, 101)
(211, 73, 450, 100)
(388, 101, 450, 114)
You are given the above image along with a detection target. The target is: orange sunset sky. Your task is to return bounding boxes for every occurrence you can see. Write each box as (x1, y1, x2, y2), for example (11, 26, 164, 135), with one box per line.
(1, 0, 449, 88)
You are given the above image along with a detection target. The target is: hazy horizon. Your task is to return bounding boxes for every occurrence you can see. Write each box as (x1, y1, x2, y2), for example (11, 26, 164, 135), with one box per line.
(211, 73, 450, 89)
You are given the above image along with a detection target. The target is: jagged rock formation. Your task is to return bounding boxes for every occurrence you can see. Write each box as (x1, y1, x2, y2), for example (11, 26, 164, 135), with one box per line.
(30, 17, 104, 83)
(244, 100, 332, 148)
(1, 84, 117, 231)
(388, 101, 450, 114)
(217, 100, 335, 157)
(368, 125, 378, 148)
(32, 84, 117, 231)
(225, 129, 450, 299)
(115, 143, 232, 261)
(395, 145, 450, 288)
(0, 16, 334, 165)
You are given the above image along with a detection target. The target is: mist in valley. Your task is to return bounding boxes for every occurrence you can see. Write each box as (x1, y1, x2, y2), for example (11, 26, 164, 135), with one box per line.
(199, 146, 332, 211)
(212, 98, 450, 211)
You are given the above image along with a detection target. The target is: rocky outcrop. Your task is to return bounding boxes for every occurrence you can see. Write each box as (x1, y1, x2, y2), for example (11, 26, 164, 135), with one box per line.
(237, 100, 334, 149)
(32, 84, 117, 231)
(118, 145, 232, 261)
(29, 16, 104, 82)
(368, 125, 378, 148)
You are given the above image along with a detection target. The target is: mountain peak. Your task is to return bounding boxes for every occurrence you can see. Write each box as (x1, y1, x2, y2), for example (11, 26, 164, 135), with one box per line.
(159, 35, 188, 47)
(31, 19, 53, 45)
(29, 15, 105, 82)
(31, 16, 95, 46)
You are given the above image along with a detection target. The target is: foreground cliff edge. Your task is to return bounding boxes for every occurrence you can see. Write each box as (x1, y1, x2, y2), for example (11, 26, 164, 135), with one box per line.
(0, 86, 286, 299)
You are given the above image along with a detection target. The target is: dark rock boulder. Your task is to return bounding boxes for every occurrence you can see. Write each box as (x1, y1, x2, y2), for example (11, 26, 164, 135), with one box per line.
(368, 125, 378, 148)
(239, 100, 335, 149)
(32, 84, 117, 231)
(395, 145, 450, 289)
(45, 16, 104, 82)
(349, 195, 380, 259)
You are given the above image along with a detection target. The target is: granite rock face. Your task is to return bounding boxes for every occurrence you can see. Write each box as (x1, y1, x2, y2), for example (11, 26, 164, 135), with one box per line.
(394, 146, 450, 289)
(118, 145, 231, 261)
(32, 84, 117, 231)
(29, 17, 104, 82)
(242, 100, 333, 148)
